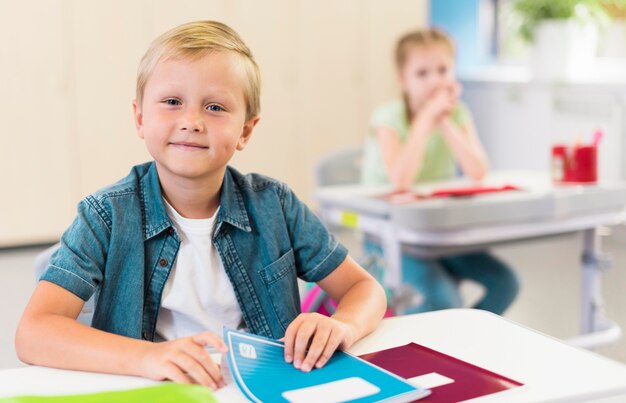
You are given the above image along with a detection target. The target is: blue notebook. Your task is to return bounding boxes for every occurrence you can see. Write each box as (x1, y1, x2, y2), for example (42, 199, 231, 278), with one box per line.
(223, 328, 430, 403)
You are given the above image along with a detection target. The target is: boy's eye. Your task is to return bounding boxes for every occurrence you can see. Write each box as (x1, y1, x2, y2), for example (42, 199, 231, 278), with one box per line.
(416, 69, 428, 78)
(164, 99, 181, 106)
(206, 104, 224, 112)
(438, 66, 448, 75)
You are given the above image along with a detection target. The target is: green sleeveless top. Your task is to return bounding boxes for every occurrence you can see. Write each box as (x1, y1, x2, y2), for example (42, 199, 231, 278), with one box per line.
(361, 99, 472, 185)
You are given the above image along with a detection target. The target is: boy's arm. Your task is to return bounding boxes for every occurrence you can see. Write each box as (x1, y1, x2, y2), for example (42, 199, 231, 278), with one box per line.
(278, 184, 384, 370)
(15, 280, 226, 389)
(319, 256, 386, 343)
(282, 255, 386, 372)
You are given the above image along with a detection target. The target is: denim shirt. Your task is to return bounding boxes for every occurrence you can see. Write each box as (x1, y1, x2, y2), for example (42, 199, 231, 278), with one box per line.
(41, 162, 348, 340)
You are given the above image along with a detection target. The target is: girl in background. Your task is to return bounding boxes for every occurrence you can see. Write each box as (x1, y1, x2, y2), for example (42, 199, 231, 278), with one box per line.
(361, 28, 519, 315)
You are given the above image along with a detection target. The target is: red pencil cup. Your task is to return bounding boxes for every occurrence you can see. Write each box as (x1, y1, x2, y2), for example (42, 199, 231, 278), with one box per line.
(552, 144, 597, 183)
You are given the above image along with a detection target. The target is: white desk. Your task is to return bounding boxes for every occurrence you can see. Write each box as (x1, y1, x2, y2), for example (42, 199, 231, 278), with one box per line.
(1, 310, 626, 402)
(315, 171, 626, 349)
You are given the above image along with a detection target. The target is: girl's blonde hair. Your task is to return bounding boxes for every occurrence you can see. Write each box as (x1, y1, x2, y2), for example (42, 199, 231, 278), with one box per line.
(394, 28, 455, 120)
(136, 20, 260, 120)
(395, 27, 455, 69)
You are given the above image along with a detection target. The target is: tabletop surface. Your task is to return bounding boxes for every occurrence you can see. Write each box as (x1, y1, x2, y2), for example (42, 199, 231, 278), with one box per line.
(315, 171, 626, 232)
(2, 309, 626, 402)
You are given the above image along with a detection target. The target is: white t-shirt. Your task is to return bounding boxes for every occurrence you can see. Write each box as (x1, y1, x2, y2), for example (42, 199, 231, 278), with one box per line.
(155, 199, 244, 341)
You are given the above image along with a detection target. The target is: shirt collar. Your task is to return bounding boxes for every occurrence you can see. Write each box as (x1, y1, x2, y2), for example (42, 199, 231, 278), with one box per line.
(139, 162, 251, 240)
(216, 166, 252, 234)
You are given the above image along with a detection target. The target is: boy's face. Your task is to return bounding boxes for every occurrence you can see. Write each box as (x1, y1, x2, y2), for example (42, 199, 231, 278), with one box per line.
(399, 44, 455, 108)
(133, 51, 259, 181)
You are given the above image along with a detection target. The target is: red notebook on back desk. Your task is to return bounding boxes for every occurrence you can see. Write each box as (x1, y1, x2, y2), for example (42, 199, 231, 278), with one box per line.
(376, 184, 520, 204)
(359, 343, 522, 402)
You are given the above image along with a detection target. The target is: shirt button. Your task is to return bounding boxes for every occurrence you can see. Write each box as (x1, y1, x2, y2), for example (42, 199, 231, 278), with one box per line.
(167, 227, 175, 235)
(142, 331, 150, 340)
(159, 258, 168, 266)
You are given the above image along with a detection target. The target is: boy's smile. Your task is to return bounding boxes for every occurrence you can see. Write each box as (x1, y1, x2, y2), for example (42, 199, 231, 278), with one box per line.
(133, 51, 257, 183)
(169, 141, 209, 151)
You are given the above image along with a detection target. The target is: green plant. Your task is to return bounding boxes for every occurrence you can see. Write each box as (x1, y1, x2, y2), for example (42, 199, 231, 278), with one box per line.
(514, 0, 609, 41)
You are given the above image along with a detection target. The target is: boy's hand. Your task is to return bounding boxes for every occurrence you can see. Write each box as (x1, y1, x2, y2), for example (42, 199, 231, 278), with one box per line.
(282, 313, 358, 373)
(138, 331, 228, 390)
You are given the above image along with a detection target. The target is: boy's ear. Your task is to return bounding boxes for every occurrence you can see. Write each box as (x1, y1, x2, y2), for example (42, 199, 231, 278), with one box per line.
(236, 116, 260, 151)
(132, 99, 144, 139)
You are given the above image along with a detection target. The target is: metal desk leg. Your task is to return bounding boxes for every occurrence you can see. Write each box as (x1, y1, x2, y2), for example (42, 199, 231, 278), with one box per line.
(567, 228, 622, 349)
(581, 228, 604, 335)
(379, 224, 408, 313)
(381, 224, 402, 290)
(379, 226, 427, 315)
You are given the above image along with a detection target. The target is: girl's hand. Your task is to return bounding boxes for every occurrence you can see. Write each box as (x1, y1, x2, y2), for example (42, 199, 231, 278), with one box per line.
(420, 90, 455, 124)
(445, 79, 462, 101)
(282, 313, 358, 372)
(418, 80, 461, 126)
(137, 331, 228, 390)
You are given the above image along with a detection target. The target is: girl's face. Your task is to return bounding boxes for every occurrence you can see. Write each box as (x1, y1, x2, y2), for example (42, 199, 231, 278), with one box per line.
(398, 44, 454, 108)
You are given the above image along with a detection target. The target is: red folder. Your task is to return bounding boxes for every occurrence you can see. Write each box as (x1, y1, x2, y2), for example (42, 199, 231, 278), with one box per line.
(429, 184, 519, 198)
(376, 185, 520, 204)
(359, 343, 522, 402)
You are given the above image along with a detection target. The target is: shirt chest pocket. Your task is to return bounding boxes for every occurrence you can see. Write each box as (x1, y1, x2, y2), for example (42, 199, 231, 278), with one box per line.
(259, 248, 300, 331)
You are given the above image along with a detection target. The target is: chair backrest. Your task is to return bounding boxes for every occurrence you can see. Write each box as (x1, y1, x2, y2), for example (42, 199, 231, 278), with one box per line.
(34, 243, 95, 326)
(314, 147, 363, 187)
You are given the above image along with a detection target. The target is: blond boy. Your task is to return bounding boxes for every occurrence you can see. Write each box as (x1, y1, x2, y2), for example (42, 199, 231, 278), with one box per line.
(16, 21, 386, 389)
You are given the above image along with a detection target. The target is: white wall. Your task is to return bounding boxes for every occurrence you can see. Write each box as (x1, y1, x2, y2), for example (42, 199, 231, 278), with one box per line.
(0, 0, 428, 247)
(461, 76, 626, 181)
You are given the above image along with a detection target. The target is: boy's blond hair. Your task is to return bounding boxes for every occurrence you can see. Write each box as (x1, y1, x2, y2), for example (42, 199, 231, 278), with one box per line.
(136, 20, 260, 120)
(395, 27, 455, 69)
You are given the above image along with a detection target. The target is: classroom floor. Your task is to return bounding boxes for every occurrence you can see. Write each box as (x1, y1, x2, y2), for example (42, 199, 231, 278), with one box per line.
(1, 228, 625, 369)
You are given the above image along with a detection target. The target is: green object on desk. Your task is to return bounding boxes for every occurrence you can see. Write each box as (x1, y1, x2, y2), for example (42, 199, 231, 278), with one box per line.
(0, 383, 217, 403)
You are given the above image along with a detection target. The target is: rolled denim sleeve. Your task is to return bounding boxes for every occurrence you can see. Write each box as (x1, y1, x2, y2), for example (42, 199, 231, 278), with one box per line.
(40, 196, 109, 301)
(279, 184, 348, 282)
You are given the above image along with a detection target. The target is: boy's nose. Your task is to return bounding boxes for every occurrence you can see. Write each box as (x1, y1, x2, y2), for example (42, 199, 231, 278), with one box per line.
(180, 112, 205, 132)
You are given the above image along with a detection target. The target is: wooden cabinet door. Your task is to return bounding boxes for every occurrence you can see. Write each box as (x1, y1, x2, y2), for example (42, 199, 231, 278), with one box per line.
(0, 1, 76, 246)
